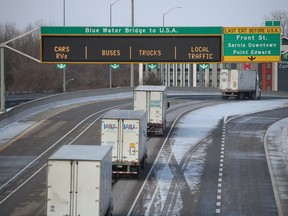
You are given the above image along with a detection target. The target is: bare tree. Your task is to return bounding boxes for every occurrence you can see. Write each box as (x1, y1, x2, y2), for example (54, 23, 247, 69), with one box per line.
(264, 10, 288, 36)
(1, 21, 132, 92)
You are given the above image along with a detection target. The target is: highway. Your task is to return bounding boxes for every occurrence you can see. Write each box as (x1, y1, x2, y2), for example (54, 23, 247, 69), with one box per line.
(0, 88, 288, 215)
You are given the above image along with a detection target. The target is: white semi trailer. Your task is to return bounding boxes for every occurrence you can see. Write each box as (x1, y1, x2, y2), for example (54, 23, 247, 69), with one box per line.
(101, 109, 147, 178)
(46, 145, 113, 216)
(133, 85, 168, 135)
(219, 69, 261, 100)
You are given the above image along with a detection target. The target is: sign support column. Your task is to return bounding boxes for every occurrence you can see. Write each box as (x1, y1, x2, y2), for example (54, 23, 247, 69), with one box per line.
(131, 0, 134, 87)
(0, 45, 5, 112)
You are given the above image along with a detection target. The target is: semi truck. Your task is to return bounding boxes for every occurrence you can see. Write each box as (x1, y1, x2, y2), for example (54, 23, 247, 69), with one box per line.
(101, 109, 147, 178)
(219, 69, 261, 100)
(133, 85, 168, 136)
(46, 145, 113, 216)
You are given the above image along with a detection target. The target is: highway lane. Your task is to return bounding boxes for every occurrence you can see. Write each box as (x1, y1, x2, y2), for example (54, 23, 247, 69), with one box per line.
(0, 98, 132, 215)
(128, 100, 288, 215)
(219, 108, 288, 215)
(0, 93, 288, 215)
(0, 93, 220, 215)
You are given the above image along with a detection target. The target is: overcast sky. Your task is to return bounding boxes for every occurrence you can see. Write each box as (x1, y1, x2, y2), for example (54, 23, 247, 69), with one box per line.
(0, 0, 287, 29)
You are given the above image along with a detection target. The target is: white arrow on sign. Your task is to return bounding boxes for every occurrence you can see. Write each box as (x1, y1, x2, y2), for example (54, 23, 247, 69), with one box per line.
(199, 64, 209, 69)
(147, 64, 158, 69)
(57, 64, 67, 69)
(110, 64, 120, 69)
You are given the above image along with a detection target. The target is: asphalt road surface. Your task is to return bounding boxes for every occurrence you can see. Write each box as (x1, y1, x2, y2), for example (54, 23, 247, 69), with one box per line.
(0, 92, 287, 216)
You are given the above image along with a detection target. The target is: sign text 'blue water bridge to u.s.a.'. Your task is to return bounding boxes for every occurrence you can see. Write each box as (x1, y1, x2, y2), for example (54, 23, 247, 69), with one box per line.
(40, 26, 281, 64)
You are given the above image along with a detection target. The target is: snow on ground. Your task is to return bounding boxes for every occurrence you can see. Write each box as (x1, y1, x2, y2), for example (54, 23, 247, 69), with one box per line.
(266, 118, 288, 214)
(0, 92, 132, 149)
(148, 99, 288, 215)
(1, 94, 288, 214)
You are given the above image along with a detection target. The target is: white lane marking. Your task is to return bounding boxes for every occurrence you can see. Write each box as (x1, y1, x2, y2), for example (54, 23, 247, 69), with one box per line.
(0, 103, 127, 205)
(127, 108, 195, 216)
(216, 120, 227, 213)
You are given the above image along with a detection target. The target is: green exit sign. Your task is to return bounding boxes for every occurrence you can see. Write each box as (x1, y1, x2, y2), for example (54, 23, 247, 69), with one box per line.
(265, 20, 281, 26)
(223, 27, 281, 62)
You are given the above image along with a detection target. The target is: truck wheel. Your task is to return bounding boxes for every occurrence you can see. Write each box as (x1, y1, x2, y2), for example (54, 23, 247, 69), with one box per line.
(239, 93, 244, 100)
(141, 158, 145, 169)
(136, 167, 140, 179)
(141, 153, 148, 169)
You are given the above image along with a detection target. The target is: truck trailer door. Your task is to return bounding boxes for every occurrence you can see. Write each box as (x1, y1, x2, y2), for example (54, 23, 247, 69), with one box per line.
(122, 119, 139, 164)
(75, 161, 101, 216)
(102, 119, 120, 164)
(47, 160, 73, 216)
(219, 69, 230, 91)
(149, 91, 163, 124)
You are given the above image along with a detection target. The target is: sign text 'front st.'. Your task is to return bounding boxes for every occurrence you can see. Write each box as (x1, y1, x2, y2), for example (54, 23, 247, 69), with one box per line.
(223, 27, 281, 62)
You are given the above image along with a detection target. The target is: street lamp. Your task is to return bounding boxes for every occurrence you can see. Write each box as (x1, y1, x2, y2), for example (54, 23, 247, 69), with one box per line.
(131, 0, 134, 87)
(110, 0, 120, 26)
(162, 6, 181, 26)
(109, 0, 121, 88)
(162, 6, 181, 86)
(62, 0, 67, 92)
(64, 78, 74, 92)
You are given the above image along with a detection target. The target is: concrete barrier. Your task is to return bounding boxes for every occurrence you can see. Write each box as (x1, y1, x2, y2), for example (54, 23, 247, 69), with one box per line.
(0, 87, 134, 125)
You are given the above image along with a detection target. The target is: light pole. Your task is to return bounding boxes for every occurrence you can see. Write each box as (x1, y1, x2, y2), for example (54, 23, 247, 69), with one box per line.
(110, 0, 120, 26)
(62, 0, 66, 92)
(64, 78, 74, 91)
(131, 0, 134, 87)
(109, 0, 121, 88)
(163, 6, 181, 27)
(162, 6, 181, 86)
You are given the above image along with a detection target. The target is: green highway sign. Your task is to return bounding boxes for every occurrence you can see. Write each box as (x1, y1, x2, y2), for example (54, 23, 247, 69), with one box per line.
(148, 64, 158, 69)
(282, 52, 288, 62)
(223, 27, 281, 62)
(199, 64, 209, 69)
(56, 64, 66, 69)
(41, 26, 223, 35)
(265, 20, 281, 26)
(110, 64, 120, 69)
(41, 26, 282, 64)
(40, 26, 222, 64)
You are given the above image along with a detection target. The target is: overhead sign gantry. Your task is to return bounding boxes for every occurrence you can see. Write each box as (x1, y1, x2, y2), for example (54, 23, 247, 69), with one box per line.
(40, 26, 281, 64)
(40, 26, 223, 63)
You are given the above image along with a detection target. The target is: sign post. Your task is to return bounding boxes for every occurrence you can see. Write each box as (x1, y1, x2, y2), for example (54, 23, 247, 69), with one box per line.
(0, 46, 4, 112)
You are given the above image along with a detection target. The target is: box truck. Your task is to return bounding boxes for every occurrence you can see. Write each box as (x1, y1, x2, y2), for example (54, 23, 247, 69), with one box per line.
(101, 109, 147, 178)
(133, 85, 168, 135)
(46, 145, 113, 216)
(219, 69, 261, 100)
